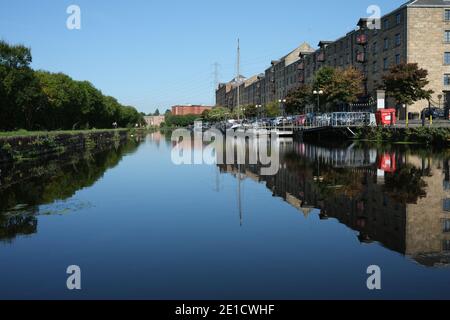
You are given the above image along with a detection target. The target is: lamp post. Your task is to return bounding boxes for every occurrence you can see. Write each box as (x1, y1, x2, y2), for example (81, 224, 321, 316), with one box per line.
(256, 104, 263, 121)
(313, 90, 324, 113)
(278, 99, 287, 116)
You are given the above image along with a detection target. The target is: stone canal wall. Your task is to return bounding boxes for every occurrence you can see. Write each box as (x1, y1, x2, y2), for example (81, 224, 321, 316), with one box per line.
(0, 129, 129, 163)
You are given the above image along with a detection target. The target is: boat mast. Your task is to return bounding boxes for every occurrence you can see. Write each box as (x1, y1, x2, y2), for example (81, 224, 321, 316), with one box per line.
(236, 38, 243, 226)
(237, 38, 240, 122)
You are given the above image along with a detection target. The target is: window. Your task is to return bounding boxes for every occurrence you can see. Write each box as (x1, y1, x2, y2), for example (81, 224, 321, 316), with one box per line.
(372, 42, 378, 55)
(445, 30, 450, 43)
(444, 240, 450, 252)
(383, 58, 389, 70)
(445, 9, 450, 21)
(373, 61, 378, 73)
(395, 54, 401, 65)
(445, 52, 450, 65)
(384, 38, 390, 50)
(444, 219, 450, 233)
(444, 198, 450, 211)
(383, 19, 390, 30)
(395, 33, 401, 46)
(396, 13, 401, 25)
(445, 74, 450, 86)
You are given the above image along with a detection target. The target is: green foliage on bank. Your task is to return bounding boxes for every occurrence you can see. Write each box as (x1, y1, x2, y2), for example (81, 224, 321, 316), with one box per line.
(0, 128, 128, 138)
(162, 113, 199, 127)
(355, 126, 450, 145)
(0, 41, 144, 131)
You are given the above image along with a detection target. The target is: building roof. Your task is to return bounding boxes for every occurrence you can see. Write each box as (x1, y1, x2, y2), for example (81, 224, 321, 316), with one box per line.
(406, 0, 450, 7)
(284, 42, 315, 66)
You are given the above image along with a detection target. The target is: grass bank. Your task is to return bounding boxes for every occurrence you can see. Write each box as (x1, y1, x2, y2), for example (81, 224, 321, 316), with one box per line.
(354, 126, 450, 146)
(0, 128, 128, 138)
(0, 129, 130, 163)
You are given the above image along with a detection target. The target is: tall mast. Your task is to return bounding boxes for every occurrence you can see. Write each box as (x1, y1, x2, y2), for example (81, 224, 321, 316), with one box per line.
(237, 38, 240, 121)
(236, 38, 243, 226)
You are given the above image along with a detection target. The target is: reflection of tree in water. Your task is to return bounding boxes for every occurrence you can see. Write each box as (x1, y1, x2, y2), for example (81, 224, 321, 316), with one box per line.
(0, 140, 141, 242)
(384, 165, 427, 204)
(284, 151, 366, 200)
(0, 212, 37, 244)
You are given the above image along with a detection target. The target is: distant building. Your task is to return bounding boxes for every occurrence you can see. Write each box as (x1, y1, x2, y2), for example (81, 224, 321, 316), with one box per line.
(144, 115, 165, 127)
(171, 105, 213, 116)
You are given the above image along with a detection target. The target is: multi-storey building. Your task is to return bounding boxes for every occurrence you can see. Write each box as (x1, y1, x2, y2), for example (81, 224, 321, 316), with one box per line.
(217, 0, 450, 118)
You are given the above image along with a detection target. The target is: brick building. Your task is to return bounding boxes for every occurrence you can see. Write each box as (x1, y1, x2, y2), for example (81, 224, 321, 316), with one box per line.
(171, 105, 213, 116)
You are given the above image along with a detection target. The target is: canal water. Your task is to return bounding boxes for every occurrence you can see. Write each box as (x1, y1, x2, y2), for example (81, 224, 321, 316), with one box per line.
(1, 132, 450, 299)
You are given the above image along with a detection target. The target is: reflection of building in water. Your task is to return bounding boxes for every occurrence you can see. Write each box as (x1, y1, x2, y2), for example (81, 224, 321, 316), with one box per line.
(219, 141, 450, 267)
(403, 155, 450, 267)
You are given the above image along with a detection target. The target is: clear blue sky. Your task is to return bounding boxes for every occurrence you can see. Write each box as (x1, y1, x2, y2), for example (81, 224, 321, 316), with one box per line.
(0, 0, 405, 114)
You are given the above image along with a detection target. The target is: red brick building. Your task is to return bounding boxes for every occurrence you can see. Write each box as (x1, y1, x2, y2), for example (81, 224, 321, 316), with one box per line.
(171, 105, 213, 116)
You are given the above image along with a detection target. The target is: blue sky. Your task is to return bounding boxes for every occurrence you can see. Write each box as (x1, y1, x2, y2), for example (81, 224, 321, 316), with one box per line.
(0, 0, 405, 114)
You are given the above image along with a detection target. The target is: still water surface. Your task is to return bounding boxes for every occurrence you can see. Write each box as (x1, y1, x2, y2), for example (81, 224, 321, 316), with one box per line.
(1, 132, 450, 299)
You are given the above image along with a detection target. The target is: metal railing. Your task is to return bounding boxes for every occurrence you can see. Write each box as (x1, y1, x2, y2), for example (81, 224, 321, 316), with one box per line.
(301, 112, 375, 129)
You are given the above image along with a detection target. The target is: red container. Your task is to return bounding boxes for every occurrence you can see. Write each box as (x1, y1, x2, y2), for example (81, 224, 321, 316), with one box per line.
(378, 153, 397, 173)
(376, 109, 396, 126)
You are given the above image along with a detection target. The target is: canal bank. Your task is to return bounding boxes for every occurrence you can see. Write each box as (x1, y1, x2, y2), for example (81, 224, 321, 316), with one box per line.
(354, 126, 450, 146)
(0, 129, 131, 163)
(295, 125, 450, 146)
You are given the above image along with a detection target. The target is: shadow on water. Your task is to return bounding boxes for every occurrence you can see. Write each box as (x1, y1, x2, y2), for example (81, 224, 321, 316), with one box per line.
(214, 137, 450, 268)
(0, 136, 144, 243)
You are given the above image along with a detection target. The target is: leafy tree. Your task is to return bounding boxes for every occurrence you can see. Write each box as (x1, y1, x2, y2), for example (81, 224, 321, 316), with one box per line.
(285, 84, 313, 114)
(0, 41, 32, 69)
(382, 63, 433, 106)
(243, 105, 258, 118)
(328, 67, 364, 105)
(164, 113, 198, 127)
(0, 41, 46, 130)
(265, 101, 281, 117)
(202, 107, 231, 122)
(154, 109, 160, 116)
(0, 40, 144, 131)
(311, 66, 364, 109)
(313, 66, 335, 102)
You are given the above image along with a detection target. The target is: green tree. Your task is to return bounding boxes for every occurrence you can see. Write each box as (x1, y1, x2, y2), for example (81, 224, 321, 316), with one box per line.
(265, 101, 281, 117)
(154, 108, 160, 116)
(243, 105, 258, 118)
(382, 63, 433, 106)
(328, 67, 365, 105)
(313, 67, 335, 100)
(285, 84, 313, 114)
(1, 40, 144, 131)
(0, 41, 46, 130)
(202, 107, 232, 122)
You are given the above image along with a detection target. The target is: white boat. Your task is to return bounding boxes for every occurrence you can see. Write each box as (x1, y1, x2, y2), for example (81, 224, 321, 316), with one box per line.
(272, 129, 293, 137)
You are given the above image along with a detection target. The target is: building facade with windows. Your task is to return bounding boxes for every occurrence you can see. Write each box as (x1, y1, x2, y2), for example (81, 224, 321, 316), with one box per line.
(216, 0, 450, 118)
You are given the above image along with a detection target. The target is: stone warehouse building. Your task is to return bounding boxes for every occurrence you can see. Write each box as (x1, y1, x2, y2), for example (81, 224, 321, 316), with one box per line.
(216, 0, 450, 118)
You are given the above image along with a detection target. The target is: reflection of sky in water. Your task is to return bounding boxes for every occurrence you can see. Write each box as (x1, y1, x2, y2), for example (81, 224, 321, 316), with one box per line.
(0, 133, 449, 299)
